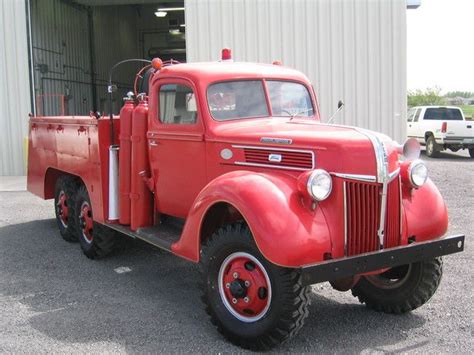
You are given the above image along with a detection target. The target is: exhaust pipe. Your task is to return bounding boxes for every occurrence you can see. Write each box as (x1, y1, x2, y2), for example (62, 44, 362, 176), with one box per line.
(108, 145, 120, 221)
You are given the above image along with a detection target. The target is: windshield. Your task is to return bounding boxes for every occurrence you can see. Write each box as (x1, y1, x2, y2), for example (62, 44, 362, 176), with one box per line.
(207, 80, 314, 121)
(424, 108, 463, 121)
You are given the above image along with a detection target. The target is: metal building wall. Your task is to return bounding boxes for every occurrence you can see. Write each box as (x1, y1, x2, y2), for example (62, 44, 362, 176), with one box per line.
(0, 0, 31, 176)
(185, 0, 407, 142)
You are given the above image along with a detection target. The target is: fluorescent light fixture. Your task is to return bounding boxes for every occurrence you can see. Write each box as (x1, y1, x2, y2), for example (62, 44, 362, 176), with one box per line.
(180, 24, 186, 28)
(158, 7, 185, 11)
(169, 29, 181, 35)
(155, 11, 167, 17)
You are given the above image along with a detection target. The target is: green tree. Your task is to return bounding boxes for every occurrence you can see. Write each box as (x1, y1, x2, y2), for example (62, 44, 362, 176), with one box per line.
(407, 87, 445, 107)
(445, 91, 474, 98)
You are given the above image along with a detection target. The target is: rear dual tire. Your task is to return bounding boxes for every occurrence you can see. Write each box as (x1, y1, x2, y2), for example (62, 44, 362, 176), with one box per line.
(74, 185, 117, 259)
(54, 176, 79, 242)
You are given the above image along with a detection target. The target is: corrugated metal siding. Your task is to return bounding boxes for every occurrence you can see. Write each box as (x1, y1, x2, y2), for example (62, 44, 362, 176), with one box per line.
(0, 0, 31, 176)
(30, 1, 141, 116)
(185, 0, 407, 142)
(30, 0, 92, 116)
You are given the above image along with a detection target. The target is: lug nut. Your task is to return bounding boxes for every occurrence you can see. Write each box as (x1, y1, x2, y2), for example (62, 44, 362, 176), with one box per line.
(244, 280, 250, 287)
(244, 297, 249, 303)
(232, 298, 237, 304)
(225, 283, 230, 289)
(233, 272, 239, 279)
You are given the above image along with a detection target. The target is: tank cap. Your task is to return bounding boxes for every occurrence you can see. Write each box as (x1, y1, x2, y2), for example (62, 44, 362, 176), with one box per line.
(123, 91, 135, 101)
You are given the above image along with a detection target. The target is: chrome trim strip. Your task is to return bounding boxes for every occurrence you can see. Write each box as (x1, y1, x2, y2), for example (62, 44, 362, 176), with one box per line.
(399, 175, 403, 242)
(331, 173, 377, 183)
(388, 167, 401, 182)
(354, 128, 387, 183)
(234, 161, 309, 171)
(232, 144, 315, 170)
(378, 180, 388, 249)
(343, 182, 348, 256)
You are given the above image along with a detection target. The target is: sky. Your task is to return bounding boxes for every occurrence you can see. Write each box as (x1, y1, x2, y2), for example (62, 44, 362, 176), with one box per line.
(407, 0, 474, 93)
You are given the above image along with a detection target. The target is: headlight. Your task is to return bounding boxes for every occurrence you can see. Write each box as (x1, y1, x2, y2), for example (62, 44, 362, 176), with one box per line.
(306, 169, 332, 201)
(409, 160, 428, 187)
(397, 138, 421, 160)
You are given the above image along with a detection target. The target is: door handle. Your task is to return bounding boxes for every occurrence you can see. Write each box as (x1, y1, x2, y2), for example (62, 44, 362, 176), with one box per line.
(149, 141, 159, 147)
(467, 125, 472, 129)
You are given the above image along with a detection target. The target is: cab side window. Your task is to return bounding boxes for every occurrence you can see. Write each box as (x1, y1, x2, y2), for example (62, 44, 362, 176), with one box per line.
(159, 84, 197, 124)
(413, 108, 422, 122)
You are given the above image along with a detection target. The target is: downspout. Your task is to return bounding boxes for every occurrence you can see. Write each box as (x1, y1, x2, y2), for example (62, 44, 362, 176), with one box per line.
(25, 0, 36, 115)
(87, 6, 98, 113)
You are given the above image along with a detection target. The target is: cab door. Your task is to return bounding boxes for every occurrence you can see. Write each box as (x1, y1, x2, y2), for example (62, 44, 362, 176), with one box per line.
(147, 78, 206, 218)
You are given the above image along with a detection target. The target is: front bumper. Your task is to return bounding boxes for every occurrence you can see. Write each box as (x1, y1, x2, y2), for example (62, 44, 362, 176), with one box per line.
(301, 234, 465, 286)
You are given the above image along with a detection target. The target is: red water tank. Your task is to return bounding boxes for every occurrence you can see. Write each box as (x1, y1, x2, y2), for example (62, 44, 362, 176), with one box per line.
(118, 96, 135, 225)
(130, 96, 153, 231)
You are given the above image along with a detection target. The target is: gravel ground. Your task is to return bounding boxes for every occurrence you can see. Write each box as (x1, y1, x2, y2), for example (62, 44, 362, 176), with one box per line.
(0, 149, 472, 354)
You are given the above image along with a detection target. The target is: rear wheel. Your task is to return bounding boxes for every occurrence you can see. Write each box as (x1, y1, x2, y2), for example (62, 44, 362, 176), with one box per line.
(351, 258, 443, 314)
(469, 148, 474, 158)
(200, 223, 310, 350)
(74, 185, 117, 259)
(54, 176, 78, 242)
(425, 135, 441, 158)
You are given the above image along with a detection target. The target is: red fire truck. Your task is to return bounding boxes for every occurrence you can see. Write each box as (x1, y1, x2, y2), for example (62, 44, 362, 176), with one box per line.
(27, 50, 465, 350)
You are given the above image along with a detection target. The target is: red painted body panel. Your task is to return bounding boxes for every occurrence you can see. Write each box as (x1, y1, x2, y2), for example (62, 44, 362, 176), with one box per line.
(172, 171, 332, 266)
(27, 115, 119, 223)
(27, 61, 450, 269)
(130, 99, 153, 230)
(118, 100, 135, 225)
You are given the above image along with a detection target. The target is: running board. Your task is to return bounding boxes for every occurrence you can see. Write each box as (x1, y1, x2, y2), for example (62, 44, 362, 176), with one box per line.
(105, 222, 182, 252)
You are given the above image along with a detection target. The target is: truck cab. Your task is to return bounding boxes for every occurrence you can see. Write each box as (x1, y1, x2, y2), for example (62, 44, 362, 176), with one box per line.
(26, 52, 465, 350)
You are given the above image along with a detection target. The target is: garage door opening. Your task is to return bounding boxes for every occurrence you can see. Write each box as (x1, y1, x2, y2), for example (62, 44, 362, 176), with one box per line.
(28, 0, 186, 116)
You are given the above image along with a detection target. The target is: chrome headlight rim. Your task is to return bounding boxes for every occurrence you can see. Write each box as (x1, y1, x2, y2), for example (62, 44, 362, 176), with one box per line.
(408, 159, 428, 188)
(306, 169, 333, 201)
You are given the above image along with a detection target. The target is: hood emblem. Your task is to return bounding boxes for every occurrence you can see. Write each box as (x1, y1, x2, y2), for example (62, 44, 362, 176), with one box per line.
(260, 137, 292, 145)
(268, 154, 282, 163)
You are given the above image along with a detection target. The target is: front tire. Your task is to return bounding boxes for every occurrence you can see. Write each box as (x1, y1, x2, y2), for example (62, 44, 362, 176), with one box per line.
(469, 148, 474, 158)
(200, 223, 310, 350)
(351, 258, 443, 314)
(74, 185, 117, 259)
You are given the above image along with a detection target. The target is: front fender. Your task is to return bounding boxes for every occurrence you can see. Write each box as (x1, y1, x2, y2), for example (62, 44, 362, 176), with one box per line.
(402, 178, 448, 242)
(171, 171, 332, 267)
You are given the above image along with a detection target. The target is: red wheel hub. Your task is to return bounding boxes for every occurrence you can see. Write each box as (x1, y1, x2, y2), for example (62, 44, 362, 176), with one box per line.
(57, 191, 69, 227)
(79, 201, 93, 243)
(219, 252, 271, 322)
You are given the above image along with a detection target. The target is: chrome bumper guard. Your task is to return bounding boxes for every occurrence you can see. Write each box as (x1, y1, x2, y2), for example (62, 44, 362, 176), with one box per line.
(301, 234, 465, 286)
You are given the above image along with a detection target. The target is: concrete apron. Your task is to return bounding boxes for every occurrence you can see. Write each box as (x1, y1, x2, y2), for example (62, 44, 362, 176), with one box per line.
(0, 176, 26, 191)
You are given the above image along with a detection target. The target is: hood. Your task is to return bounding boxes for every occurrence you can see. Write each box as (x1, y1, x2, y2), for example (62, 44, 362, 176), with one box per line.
(210, 117, 399, 178)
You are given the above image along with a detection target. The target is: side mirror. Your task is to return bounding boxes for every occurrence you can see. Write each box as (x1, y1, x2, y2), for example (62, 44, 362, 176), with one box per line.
(327, 100, 345, 124)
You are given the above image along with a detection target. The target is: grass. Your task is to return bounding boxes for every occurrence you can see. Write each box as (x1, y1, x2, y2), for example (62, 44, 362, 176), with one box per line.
(458, 105, 474, 118)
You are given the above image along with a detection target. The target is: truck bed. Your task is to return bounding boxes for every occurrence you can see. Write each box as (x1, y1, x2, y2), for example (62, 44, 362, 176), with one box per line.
(27, 115, 120, 222)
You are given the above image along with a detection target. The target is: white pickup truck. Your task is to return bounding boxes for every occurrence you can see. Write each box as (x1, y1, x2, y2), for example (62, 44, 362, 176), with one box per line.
(407, 106, 474, 158)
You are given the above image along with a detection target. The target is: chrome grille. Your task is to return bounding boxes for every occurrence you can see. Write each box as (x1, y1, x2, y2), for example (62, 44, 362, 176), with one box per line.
(345, 178, 401, 256)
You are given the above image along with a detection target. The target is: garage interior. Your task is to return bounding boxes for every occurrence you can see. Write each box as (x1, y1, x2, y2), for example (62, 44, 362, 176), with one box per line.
(29, 0, 186, 116)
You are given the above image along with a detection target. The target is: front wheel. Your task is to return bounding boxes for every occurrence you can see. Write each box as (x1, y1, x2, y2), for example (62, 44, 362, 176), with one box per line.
(351, 257, 443, 314)
(469, 148, 474, 158)
(200, 223, 310, 350)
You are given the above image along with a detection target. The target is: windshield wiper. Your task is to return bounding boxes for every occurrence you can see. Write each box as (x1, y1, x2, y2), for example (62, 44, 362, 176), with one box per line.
(281, 108, 314, 121)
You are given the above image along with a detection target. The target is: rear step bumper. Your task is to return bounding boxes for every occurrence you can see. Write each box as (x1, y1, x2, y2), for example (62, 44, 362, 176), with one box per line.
(300, 234, 465, 286)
